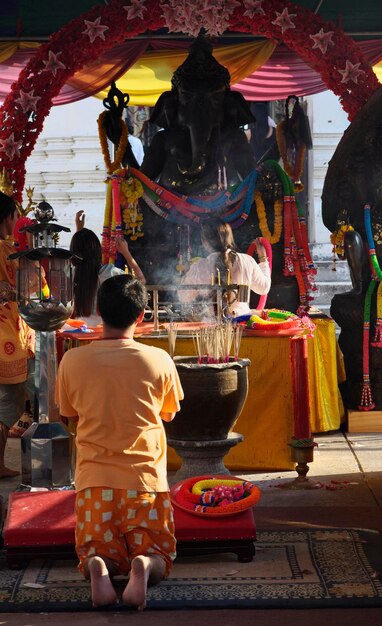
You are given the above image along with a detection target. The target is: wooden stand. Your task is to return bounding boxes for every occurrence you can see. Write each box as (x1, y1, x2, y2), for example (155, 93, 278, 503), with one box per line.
(347, 409, 382, 432)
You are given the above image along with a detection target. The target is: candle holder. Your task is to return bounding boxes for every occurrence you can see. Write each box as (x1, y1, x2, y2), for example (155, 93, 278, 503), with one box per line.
(9, 202, 75, 488)
(280, 443, 318, 490)
(280, 335, 318, 489)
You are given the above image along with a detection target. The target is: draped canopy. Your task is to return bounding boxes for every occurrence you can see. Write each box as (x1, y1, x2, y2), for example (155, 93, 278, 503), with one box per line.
(0, 38, 381, 107)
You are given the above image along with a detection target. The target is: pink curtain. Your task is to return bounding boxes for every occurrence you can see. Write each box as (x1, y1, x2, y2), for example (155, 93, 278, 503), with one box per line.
(232, 40, 382, 100)
(0, 39, 381, 104)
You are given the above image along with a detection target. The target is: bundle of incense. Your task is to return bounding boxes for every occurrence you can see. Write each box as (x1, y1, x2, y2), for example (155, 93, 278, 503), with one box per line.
(167, 322, 178, 358)
(222, 320, 234, 362)
(233, 323, 243, 361)
(193, 327, 210, 363)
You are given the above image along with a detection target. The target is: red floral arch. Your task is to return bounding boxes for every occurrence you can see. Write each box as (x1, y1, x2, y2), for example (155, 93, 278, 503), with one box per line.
(0, 0, 379, 200)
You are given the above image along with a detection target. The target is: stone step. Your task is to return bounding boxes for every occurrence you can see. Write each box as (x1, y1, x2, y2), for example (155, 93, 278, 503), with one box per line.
(314, 259, 351, 282)
(312, 280, 352, 304)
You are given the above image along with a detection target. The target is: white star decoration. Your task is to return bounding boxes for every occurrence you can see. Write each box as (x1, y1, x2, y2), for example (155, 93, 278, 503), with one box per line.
(338, 60, 365, 84)
(243, 0, 265, 18)
(310, 29, 335, 54)
(82, 17, 109, 43)
(15, 89, 40, 114)
(272, 8, 296, 34)
(124, 0, 147, 21)
(0, 133, 23, 160)
(42, 51, 66, 77)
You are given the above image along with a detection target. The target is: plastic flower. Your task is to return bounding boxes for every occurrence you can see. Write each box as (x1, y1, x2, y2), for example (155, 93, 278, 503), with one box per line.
(82, 17, 109, 43)
(0, 133, 23, 160)
(123, 0, 147, 21)
(42, 51, 66, 77)
(243, 0, 265, 18)
(272, 8, 296, 34)
(338, 60, 366, 84)
(15, 90, 40, 114)
(310, 28, 335, 54)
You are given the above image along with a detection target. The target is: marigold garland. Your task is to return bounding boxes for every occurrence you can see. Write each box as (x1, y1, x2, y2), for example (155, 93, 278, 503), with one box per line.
(254, 191, 283, 244)
(330, 224, 354, 260)
(97, 111, 128, 175)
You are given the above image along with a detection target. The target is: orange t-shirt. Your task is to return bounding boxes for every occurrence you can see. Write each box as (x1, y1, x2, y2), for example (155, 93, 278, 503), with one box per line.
(55, 339, 184, 492)
(0, 240, 34, 384)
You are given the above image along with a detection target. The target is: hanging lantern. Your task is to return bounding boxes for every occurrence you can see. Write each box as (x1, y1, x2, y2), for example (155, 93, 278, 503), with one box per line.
(9, 202, 75, 488)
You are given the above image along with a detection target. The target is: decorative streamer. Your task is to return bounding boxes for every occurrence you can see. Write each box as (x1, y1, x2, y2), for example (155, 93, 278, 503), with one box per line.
(358, 279, 377, 411)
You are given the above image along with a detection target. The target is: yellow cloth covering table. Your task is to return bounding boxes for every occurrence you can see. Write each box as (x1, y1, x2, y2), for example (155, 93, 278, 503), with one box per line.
(135, 317, 345, 471)
(57, 317, 345, 471)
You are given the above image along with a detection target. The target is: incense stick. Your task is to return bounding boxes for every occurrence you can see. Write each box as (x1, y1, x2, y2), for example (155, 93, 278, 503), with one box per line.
(167, 322, 178, 358)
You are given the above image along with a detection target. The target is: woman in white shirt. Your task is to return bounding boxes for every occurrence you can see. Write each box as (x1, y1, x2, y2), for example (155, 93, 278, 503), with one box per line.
(180, 218, 271, 318)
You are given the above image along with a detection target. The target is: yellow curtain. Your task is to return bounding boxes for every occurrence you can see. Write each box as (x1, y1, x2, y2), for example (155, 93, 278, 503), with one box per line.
(373, 61, 382, 83)
(95, 40, 277, 106)
(0, 41, 40, 64)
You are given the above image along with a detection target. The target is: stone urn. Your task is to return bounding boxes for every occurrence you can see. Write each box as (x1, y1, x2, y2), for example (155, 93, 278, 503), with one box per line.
(165, 356, 251, 441)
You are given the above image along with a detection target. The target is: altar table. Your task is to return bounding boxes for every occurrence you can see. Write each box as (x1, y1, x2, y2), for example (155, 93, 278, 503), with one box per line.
(135, 317, 345, 471)
(57, 317, 345, 471)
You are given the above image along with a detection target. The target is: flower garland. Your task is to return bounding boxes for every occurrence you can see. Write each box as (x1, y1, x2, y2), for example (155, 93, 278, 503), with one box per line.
(172, 475, 261, 516)
(359, 202, 382, 410)
(371, 282, 382, 347)
(358, 279, 377, 411)
(364, 203, 382, 349)
(0, 0, 378, 201)
(330, 224, 354, 270)
(263, 160, 317, 313)
(102, 167, 144, 263)
(254, 191, 283, 244)
(97, 111, 128, 174)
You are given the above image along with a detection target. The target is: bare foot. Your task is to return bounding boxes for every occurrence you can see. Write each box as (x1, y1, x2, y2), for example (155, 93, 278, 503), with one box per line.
(0, 466, 20, 478)
(88, 556, 118, 608)
(122, 556, 151, 610)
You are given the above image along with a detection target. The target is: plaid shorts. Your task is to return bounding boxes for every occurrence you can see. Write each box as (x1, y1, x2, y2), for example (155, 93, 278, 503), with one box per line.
(75, 487, 177, 577)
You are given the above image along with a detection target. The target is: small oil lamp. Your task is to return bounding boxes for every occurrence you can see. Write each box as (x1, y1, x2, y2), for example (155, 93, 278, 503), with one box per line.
(9, 202, 74, 488)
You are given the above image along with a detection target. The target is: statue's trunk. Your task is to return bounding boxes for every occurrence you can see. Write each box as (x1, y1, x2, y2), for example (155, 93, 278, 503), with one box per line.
(179, 121, 211, 177)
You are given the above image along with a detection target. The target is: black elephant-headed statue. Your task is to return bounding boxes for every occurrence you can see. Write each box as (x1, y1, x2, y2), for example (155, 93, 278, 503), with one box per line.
(322, 85, 382, 410)
(103, 35, 302, 313)
(140, 35, 256, 196)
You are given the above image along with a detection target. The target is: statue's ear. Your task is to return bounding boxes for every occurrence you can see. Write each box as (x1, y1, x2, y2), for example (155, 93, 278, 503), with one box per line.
(223, 91, 256, 127)
(150, 91, 177, 130)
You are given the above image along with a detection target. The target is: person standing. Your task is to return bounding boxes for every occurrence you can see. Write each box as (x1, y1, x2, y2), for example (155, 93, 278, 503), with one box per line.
(70, 211, 145, 327)
(180, 218, 271, 317)
(127, 123, 145, 167)
(56, 274, 183, 609)
(0, 191, 35, 478)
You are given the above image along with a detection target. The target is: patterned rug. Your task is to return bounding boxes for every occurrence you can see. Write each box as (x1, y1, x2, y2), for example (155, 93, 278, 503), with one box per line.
(2, 529, 382, 612)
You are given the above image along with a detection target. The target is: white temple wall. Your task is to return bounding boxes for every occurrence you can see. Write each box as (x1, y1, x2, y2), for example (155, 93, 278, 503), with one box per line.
(24, 98, 106, 249)
(305, 91, 349, 259)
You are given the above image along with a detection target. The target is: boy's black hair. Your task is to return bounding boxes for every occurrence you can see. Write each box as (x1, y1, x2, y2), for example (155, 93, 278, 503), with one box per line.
(97, 274, 148, 329)
(0, 191, 16, 224)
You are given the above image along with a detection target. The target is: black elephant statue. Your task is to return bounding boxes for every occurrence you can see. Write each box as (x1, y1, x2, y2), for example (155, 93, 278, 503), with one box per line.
(322, 85, 382, 410)
(103, 35, 301, 312)
(140, 36, 256, 196)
